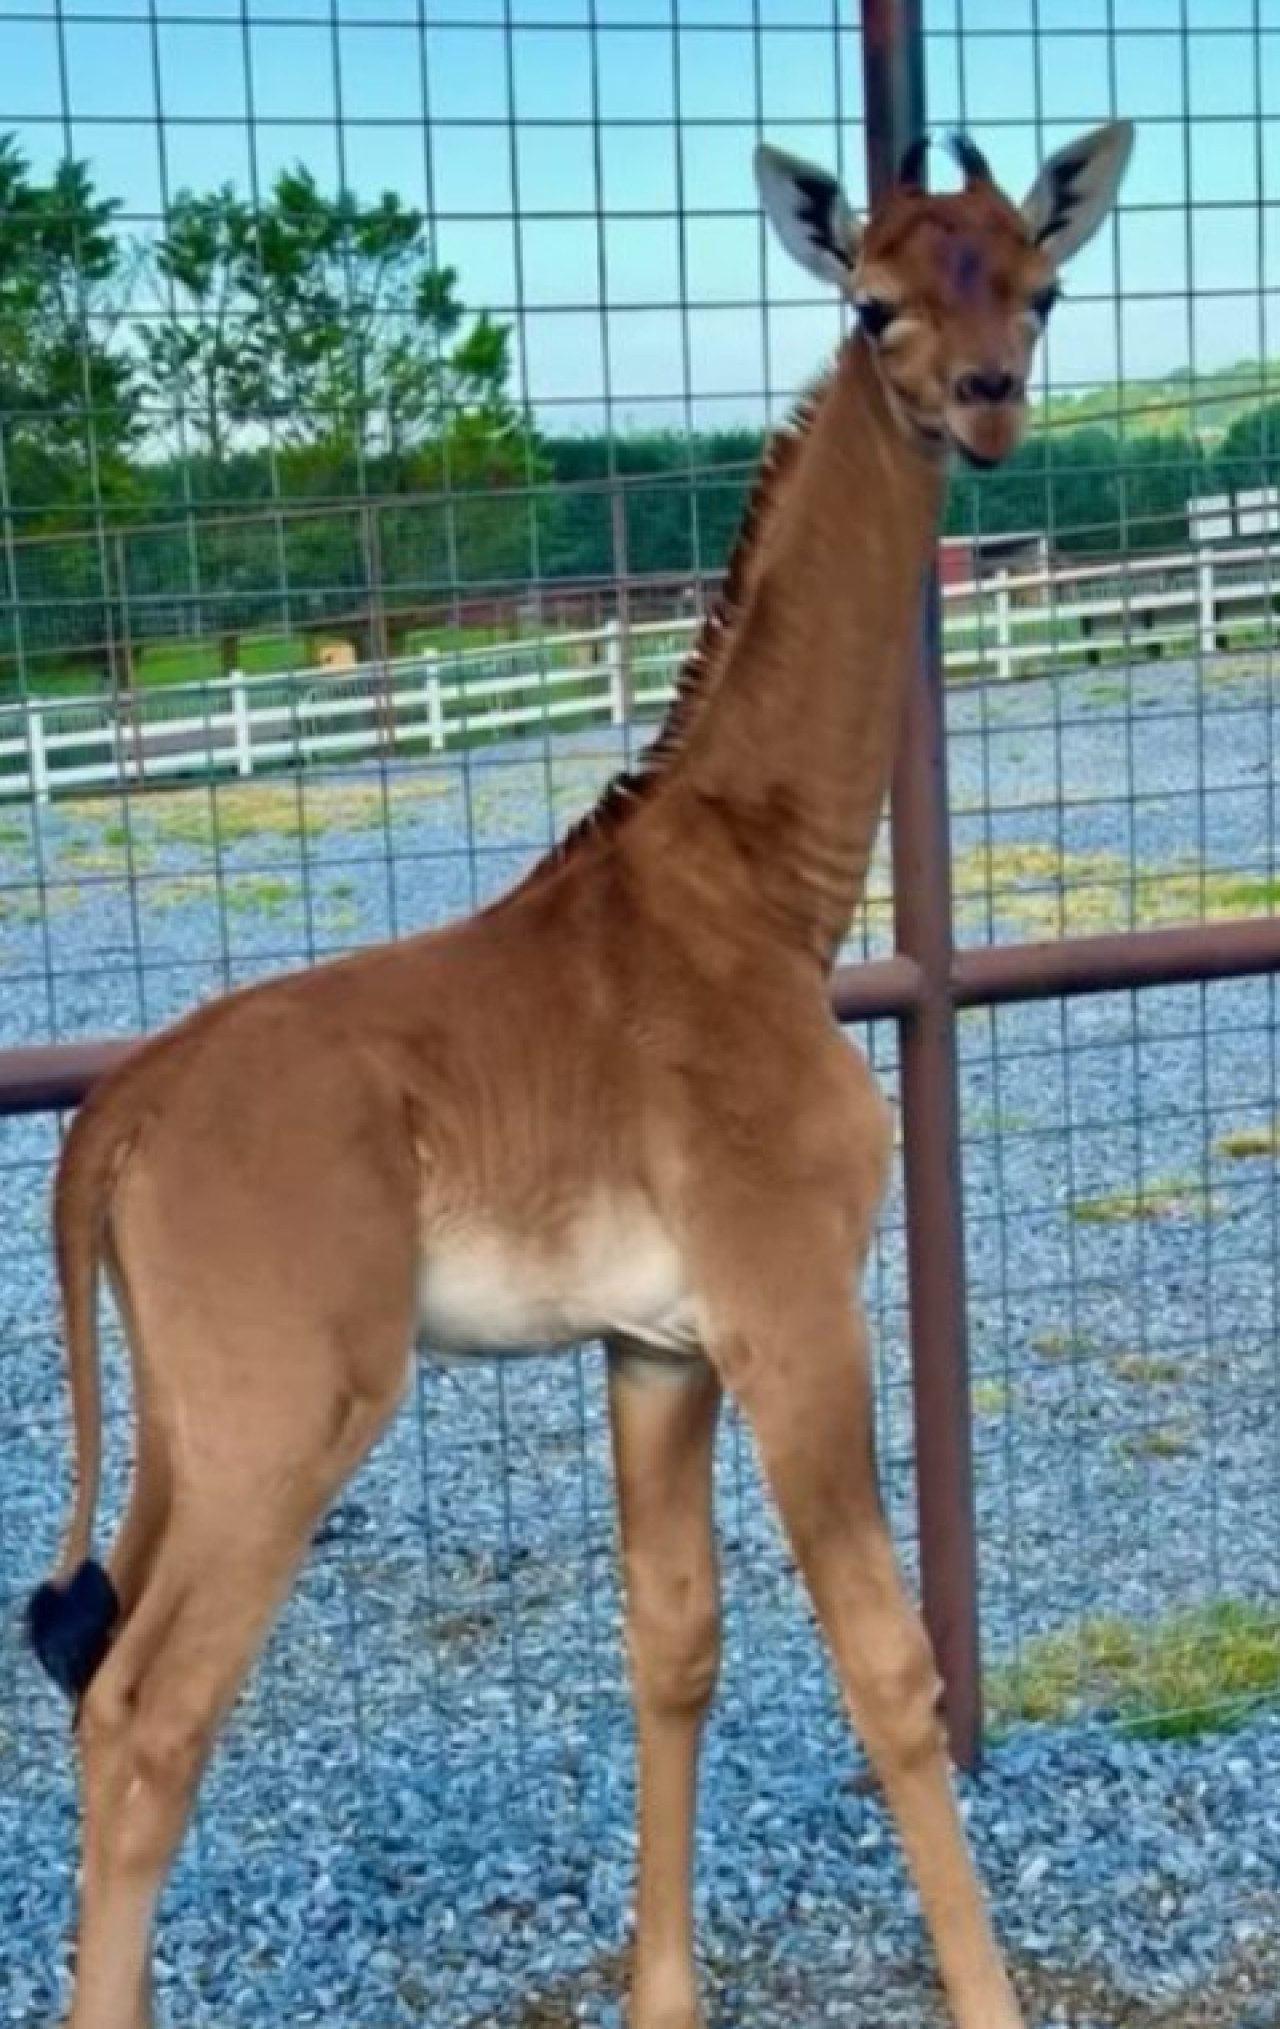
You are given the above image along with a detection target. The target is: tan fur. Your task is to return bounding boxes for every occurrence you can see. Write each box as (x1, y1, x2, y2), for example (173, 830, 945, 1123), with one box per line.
(38, 128, 1132, 2029)
(858, 183, 1057, 466)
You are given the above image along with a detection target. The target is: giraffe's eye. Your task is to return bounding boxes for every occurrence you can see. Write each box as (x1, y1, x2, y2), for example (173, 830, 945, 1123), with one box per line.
(856, 295, 897, 340)
(1029, 282, 1061, 324)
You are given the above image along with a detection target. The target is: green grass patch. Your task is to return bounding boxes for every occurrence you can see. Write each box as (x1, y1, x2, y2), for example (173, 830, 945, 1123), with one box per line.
(225, 874, 296, 914)
(1135, 865, 1280, 930)
(1118, 1424, 1195, 1461)
(150, 633, 312, 685)
(972, 1379, 1010, 1416)
(989, 1600, 1280, 1738)
(58, 840, 156, 877)
(143, 785, 309, 848)
(1199, 873, 1280, 916)
(950, 842, 1280, 943)
(1072, 1176, 1220, 1224)
(953, 842, 1127, 939)
(145, 875, 215, 911)
(1215, 1122, 1280, 1160)
(63, 772, 447, 850)
(1109, 1353, 1186, 1387)
(25, 633, 317, 699)
(144, 871, 301, 915)
(404, 623, 510, 659)
(1029, 1330, 1094, 1360)
(0, 889, 41, 923)
(137, 871, 361, 924)
(966, 1104, 1031, 1136)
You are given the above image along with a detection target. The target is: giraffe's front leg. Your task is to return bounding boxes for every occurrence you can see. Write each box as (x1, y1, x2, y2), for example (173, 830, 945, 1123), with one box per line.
(607, 1343, 722, 2029)
(699, 1258, 1024, 2029)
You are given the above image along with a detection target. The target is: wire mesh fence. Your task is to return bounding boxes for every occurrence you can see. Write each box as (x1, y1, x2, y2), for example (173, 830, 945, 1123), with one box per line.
(3, 2, 1280, 2025)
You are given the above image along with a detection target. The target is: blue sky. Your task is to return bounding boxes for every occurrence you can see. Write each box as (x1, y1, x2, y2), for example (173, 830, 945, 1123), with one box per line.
(3, 0, 1280, 432)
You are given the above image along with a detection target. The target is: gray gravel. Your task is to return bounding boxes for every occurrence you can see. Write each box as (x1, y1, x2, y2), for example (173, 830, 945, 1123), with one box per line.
(3, 655, 1280, 2025)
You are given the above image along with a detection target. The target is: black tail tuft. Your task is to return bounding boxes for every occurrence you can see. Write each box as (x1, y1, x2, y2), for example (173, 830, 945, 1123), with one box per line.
(26, 1561, 120, 1701)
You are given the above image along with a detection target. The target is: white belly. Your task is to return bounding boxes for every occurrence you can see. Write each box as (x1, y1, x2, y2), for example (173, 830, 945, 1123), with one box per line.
(417, 1200, 700, 1359)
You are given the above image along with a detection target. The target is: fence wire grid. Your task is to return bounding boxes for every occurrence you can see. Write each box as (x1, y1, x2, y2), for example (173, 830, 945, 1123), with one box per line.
(3, 3, 1280, 2027)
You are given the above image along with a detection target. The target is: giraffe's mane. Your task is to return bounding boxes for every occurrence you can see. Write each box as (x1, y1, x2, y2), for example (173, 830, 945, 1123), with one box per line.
(515, 362, 833, 893)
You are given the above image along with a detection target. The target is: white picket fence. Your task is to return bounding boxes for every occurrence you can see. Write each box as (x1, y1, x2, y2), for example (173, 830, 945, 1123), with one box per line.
(0, 619, 682, 804)
(2, 540, 1277, 802)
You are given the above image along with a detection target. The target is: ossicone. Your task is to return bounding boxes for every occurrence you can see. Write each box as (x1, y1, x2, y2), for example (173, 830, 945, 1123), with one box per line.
(946, 131, 992, 187)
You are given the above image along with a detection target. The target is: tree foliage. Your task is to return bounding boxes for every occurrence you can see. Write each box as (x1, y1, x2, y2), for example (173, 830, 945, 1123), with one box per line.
(943, 424, 1208, 558)
(142, 167, 518, 467)
(0, 138, 139, 514)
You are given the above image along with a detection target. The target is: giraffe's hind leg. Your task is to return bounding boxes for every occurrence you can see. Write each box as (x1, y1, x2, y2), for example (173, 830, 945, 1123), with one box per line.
(101, 1251, 175, 1624)
(65, 1351, 405, 2029)
(27, 1268, 173, 1703)
(54, 1037, 420, 2029)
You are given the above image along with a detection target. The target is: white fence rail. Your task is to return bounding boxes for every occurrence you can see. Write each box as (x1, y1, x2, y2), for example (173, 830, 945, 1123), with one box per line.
(2, 541, 1277, 802)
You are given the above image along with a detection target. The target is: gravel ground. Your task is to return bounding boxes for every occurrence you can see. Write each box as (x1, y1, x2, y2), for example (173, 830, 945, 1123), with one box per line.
(3, 654, 1280, 2025)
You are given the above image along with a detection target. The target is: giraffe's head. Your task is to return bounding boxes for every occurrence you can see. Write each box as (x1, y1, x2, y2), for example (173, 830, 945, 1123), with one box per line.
(755, 120, 1134, 470)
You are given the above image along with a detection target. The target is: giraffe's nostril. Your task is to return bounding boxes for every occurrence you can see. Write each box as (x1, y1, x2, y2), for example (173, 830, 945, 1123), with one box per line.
(955, 369, 1019, 406)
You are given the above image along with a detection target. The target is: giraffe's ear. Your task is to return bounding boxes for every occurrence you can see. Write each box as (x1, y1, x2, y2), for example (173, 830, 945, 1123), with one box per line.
(1021, 119, 1135, 267)
(754, 143, 862, 288)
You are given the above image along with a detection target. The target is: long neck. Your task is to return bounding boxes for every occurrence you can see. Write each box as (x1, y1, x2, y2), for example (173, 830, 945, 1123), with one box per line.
(638, 335, 946, 971)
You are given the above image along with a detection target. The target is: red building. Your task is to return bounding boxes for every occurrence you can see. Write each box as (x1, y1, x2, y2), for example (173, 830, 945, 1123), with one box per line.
(938, 530, 1048, 589)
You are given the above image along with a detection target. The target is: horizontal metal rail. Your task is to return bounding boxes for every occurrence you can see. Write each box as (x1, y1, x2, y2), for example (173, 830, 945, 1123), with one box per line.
(4, 913, 1279, 1118)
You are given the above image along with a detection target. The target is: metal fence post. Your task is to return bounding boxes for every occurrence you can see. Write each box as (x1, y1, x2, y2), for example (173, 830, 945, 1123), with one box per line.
(860, 0, 983, 1770)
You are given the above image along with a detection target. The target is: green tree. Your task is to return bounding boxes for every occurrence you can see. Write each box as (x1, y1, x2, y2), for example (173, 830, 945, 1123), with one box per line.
(1211, 399, 1280, 494)
(139, 183, 256, 465)
(142, 167, 519, 469)
(535, 428, 766, 585)
(0, 136, 139, 515)
(0, 137, 142, 683)
(1115, 430, 1202, 552)
(946, 427, 1125, 556)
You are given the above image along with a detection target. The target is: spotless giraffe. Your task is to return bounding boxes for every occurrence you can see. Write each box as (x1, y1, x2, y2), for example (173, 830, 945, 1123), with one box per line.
(31, 117, 1134, 2029)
